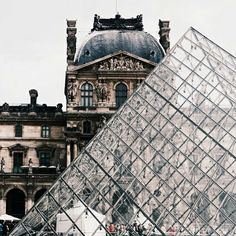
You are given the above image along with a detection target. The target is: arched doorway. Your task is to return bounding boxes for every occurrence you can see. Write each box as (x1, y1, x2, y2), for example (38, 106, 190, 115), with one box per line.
(6, 188, 25, 219)
(34, 189, 47, 203)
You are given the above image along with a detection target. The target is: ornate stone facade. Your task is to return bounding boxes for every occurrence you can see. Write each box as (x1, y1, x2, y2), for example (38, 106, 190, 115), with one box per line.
(98, 54, 145, 71)
(0, 92, 66, 218)
(0, 14, 167, 220)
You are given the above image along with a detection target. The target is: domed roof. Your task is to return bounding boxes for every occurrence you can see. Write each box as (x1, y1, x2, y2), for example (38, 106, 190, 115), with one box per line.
(75, 30, 165, 65)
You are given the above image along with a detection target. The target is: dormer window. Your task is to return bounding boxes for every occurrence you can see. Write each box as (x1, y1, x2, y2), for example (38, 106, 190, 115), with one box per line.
(15, 124, 23, 137)
(41, 125, 50, 138)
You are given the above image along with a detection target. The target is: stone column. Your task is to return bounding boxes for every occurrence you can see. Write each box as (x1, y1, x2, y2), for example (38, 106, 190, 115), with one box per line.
(74, 141, 78, 160)
(26, 197, 34, 212)
(0, 187, 5, 215)
(66, 142, 71, 167)
(0, 198, 5, 215)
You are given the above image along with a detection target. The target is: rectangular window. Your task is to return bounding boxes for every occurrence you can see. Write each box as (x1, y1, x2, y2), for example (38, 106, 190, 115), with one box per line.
(39, 152, 50, 166)
(13, 152, 23, 173)
(15, 124, 23, 137)
(83, 120, 92, 134)
(41, 125, 50, 138)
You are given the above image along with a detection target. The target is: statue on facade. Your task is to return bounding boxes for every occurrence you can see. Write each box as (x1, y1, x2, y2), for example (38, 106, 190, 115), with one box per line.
(56, 162, 61, 173)
(2, 103, 9, 112)
(95, 82, 109, 102)
(135, 14, 143, 30)
(67, 80, 77, 102)
(28, 158, 33, 174)
(1, 157, 5, 173)
(135, 61, 144, 70)
(66, 20, 77, 63)
(91, 14, 143, 31)
(92, 14, 102, 31)
(56, 103, 63, 112)
(117, 55, 125, 69)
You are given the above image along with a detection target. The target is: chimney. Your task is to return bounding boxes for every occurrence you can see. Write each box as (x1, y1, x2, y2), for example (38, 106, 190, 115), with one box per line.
(159, 20, 170, 53)
(29, 89, 38, 106)
(66, 20, 77, 65)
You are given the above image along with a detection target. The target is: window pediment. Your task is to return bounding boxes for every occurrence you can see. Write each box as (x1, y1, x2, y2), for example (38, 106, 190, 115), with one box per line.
(8, 144, 29, 157)
(35, 145, 55, 158)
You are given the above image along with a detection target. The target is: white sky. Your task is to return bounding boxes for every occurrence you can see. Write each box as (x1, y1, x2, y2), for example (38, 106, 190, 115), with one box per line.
(0, 0, 235, 108)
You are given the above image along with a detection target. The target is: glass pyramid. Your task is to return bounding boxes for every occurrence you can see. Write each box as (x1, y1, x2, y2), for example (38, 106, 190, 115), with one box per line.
(10, 28, 236, 236)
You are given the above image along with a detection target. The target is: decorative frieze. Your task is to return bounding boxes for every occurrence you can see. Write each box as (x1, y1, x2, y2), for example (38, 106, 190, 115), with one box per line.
(98, 55, 144, 71)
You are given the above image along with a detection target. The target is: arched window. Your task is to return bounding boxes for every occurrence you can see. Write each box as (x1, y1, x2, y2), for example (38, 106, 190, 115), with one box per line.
(41, 125, 50, 138)
(15, 124, 22, 137)
(115, 83, 127, 108)
(83, 120, 92, 134)
(81, 83, 93, 107)
(34, 189, 47, 203)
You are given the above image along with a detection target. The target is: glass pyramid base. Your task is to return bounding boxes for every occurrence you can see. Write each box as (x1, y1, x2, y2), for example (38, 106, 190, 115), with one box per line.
(10, 27, 236, 236)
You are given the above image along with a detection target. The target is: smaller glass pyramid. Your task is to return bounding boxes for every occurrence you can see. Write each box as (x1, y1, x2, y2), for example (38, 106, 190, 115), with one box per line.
(10, 27, 236, 236)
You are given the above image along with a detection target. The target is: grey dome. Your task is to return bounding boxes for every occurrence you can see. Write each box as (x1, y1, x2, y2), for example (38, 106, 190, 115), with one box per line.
(75, 30, 165, 65)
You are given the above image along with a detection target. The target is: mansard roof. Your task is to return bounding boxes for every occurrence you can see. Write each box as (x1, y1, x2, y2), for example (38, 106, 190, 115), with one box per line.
(75, 14, 165, 65)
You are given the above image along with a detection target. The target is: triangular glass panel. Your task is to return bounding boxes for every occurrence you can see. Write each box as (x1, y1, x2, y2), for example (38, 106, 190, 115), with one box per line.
(10, 28, 236, 236)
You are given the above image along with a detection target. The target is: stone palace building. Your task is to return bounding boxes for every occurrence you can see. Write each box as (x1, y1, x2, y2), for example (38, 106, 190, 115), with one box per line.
(0, 14, 170, 218)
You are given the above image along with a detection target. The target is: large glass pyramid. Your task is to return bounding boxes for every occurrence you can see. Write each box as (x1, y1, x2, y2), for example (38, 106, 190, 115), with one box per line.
(10, 28, 236, 236)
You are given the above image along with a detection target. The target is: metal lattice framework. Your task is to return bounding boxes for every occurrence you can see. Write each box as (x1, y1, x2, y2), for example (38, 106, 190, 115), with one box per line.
(10, 28, 236, 236)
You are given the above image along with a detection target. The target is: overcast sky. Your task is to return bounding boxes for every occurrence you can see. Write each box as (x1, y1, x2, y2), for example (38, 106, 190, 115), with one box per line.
(0, 0, 235, 108)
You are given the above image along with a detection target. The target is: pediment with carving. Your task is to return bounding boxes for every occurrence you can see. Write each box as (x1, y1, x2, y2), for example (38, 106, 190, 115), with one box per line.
(98, 54, 145, 71)
(68, 51, 156, 73)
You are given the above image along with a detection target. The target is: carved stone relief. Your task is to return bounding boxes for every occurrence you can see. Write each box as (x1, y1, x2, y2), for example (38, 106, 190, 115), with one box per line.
(98, 55, 145, 71)
(95, 81, 109, 102)
(67, 80, 78, 102)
